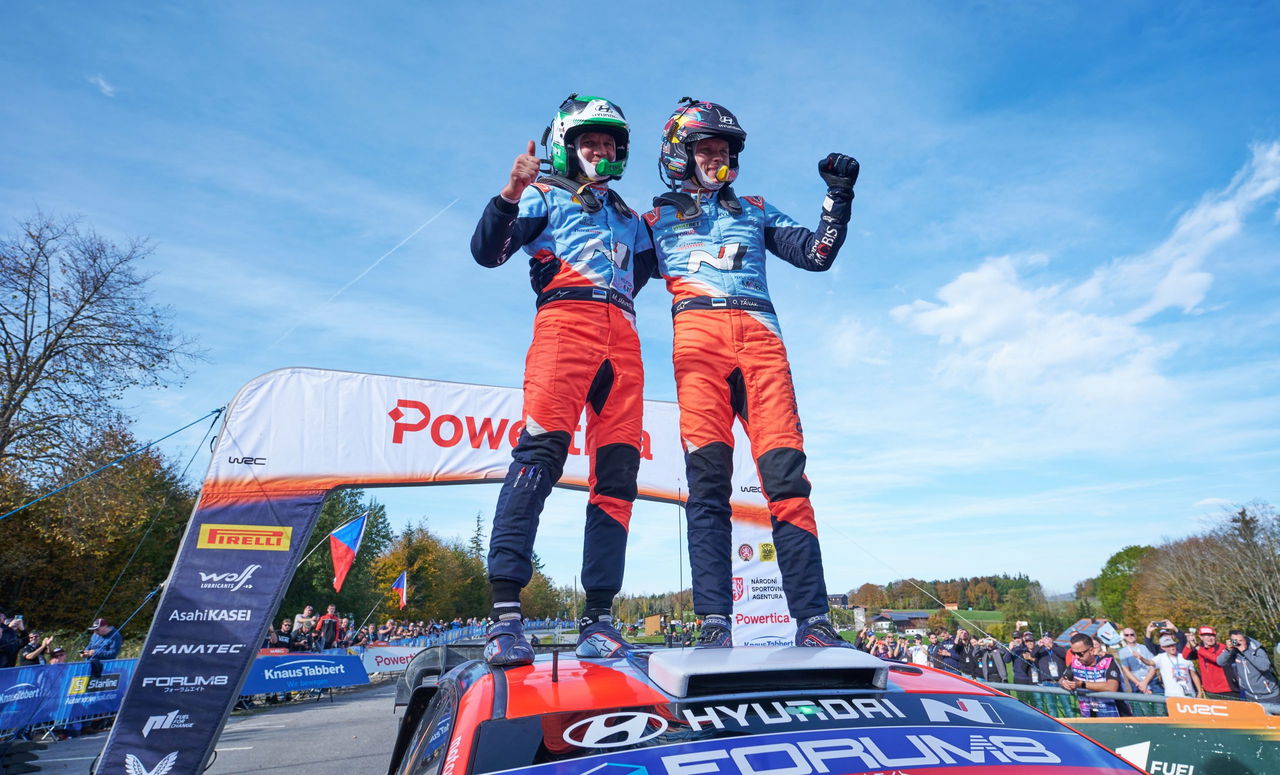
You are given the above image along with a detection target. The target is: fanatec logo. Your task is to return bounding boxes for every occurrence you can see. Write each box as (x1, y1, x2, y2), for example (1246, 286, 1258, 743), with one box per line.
(562, 712, 667, 748)
(197, 564, 260, 591)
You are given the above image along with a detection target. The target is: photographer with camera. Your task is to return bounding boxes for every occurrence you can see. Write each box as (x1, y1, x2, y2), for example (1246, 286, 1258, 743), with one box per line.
(1183, 626, 1238, 700)
(1144, 617, 1186, 656)
(1216, 629, 1279, 703)
(82, 618, 121, 677)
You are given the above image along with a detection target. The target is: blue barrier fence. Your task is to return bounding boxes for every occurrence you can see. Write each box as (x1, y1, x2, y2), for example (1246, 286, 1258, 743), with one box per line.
(0, 619, 568, 735)
(0, 659, 136, 734)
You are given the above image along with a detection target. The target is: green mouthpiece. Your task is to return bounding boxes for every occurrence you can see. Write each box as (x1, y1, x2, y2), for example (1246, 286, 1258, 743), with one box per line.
(595, 159, 625, 176)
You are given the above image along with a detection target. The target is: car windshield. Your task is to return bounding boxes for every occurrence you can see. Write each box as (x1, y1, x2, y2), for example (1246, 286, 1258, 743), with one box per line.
(471, 692, 1137, 774)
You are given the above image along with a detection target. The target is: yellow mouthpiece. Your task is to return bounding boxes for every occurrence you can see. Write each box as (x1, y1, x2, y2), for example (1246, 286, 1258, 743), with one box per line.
(715, 165, 730, 182)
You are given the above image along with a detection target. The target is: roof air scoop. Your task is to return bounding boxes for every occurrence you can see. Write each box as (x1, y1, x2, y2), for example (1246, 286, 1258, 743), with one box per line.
(644, 647, 889, 698)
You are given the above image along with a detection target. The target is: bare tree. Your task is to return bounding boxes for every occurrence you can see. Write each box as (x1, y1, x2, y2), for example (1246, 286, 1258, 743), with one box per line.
(0, 213, 200, 480)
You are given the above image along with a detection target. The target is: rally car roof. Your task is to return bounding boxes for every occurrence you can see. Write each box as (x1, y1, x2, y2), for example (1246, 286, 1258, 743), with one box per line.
(498, 647, 1000, 719)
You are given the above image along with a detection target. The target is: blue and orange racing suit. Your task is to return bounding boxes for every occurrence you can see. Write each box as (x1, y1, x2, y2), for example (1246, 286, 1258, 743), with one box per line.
(472, 177, 654, 610)
(644, 182, 853, 621)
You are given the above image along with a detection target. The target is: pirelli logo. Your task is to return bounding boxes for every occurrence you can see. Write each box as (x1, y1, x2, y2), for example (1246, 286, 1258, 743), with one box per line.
(197, 524, 292, 551)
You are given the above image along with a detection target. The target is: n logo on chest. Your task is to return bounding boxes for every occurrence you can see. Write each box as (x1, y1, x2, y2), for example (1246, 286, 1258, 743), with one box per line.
(578, 238, 630, 270)
(687, 242, 745, 272)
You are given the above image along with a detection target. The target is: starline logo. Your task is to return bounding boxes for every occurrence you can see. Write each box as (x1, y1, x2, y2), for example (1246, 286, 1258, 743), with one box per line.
(197, 524, 291, 551)
(387, 399, 653, 459)
(197, 564, 261, 590)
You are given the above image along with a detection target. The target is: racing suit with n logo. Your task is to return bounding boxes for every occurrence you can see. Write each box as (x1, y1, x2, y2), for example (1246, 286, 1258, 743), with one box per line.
(472, 178, 655, 607)
(644, 182, 853, 622)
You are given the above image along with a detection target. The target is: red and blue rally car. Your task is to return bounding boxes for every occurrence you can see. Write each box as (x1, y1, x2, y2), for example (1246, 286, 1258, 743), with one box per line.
(389, 646, 1144, 775)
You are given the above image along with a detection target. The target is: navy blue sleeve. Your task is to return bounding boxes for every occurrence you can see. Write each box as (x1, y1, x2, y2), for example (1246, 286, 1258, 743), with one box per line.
(470, 190, 549, 268)
(762, 187, 855, 272)
(632, 218, 661, 294)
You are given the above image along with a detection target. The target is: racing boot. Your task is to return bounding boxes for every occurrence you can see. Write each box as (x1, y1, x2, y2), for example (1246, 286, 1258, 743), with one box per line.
(485, 618, 535, 666)
(575, 612, 634, 658)
(695, 614, 733, 648)
(794, 614, 854, 648)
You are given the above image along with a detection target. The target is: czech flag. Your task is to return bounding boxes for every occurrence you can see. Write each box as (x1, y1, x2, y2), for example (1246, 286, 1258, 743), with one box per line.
(391, 571, 408, 609)
(329, 514, 368, 593)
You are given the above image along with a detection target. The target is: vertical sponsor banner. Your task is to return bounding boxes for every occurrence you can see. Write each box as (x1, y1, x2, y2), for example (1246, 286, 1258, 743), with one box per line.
(96, 368, 785, 775)
(728, 444, 791, 646)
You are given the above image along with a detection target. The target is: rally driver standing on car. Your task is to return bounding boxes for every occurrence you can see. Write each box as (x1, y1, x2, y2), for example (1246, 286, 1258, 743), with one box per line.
(471, 95, 654, 666)
(643, 99, 859, 648)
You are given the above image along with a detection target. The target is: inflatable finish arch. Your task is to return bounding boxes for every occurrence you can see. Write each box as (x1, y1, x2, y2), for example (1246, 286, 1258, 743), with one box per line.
(96, 368, 787, 774)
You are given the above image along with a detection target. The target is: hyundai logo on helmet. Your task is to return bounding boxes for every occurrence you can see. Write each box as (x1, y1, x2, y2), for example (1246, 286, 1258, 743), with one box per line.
(562, 712, 667, 748)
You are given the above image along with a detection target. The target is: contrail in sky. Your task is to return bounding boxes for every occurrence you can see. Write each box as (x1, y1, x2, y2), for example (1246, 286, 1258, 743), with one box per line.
(271, 197, 460, 348)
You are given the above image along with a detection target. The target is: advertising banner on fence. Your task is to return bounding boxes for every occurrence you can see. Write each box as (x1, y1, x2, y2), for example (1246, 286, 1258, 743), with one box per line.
(238, 654, 369, 695)
(0, 659, 138, 733)
(99, 368, 785, 775)
(360, 646, 423, 674)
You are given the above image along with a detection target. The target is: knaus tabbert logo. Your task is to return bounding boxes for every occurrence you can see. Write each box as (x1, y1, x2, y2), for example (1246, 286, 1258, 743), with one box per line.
(563, 712, 667, 748)
(198, 564, 260, 591)
(197, 524, 291, 551)
(388, 399, 653, 459)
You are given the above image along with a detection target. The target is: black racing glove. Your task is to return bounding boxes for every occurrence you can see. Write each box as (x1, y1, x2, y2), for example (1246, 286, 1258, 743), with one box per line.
(819, 152, 860, 190)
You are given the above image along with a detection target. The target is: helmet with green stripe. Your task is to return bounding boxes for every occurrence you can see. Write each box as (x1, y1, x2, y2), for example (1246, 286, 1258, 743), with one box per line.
(543, 94, 629, 180)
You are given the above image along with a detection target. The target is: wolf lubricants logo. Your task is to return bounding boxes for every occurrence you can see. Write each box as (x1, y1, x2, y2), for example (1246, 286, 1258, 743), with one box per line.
(197, 524, 292, 551)
(388, 399, 653, 458)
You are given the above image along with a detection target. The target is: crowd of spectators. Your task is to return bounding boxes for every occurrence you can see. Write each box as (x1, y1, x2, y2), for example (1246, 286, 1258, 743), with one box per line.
(261, 603, 499, 653)
(1, 607, 116, 670)
(851, 616, 1280, 713)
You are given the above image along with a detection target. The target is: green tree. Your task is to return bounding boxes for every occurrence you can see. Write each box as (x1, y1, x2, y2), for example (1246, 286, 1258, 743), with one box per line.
(0, 427, 195, 631)
(374, 520, 487, 621)
(0, 213, 199, 479)
(1096, 545, 1152, 620)
(469, 510, 486, 559)
(849, 582, 888, 611)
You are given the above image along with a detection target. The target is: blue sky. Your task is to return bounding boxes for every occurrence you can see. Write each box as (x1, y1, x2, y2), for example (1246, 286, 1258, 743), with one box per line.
(3, 2, 1278, 598)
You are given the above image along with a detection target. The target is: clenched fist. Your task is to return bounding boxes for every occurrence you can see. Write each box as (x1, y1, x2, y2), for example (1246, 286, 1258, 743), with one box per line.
(818, 152, 860, 190)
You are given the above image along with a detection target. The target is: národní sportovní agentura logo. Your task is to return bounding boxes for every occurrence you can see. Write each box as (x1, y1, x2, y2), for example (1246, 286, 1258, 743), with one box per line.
(732, 577, 745, 602)
(196, 524, 291, 551)
(197, 564, 260, 590)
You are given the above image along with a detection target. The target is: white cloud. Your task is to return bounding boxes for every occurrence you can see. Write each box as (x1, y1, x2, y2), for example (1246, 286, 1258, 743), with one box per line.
(892, 142, 1280, 411)
(88, 74, 116, 97)
(829, 317, 890, 366)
